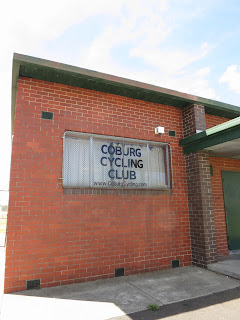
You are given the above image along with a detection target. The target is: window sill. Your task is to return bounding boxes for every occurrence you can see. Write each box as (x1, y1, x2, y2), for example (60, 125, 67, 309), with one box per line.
(63, 188, 173, 195)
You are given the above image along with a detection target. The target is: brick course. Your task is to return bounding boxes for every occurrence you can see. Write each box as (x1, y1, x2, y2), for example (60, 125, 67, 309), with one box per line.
(5, 77, 192, 293)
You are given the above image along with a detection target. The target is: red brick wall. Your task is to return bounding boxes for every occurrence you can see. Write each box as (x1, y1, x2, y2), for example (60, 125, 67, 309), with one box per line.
(210, 157, 240, 257)
(5, 77, 192, 293)
(205, 114, 229, 129)
(206, 113, 240, 256)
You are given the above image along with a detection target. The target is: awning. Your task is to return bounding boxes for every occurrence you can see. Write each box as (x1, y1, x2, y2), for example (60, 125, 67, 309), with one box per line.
(179, 116, 240, 159)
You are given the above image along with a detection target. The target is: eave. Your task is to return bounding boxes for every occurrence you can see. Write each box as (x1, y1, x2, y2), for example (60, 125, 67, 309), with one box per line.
(179, 116, 240, 158)
(12, 53, 240, 134)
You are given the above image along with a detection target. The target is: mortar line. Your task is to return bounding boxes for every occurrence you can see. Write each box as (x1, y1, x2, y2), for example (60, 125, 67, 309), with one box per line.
(122, 277, 165, 306)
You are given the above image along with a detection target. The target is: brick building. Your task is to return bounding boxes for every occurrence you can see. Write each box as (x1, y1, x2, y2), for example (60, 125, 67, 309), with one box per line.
(5, 53, 240, 293)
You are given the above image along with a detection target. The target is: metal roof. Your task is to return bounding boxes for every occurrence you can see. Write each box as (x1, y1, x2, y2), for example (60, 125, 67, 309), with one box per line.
(179, 116, 240, 158)
(12, 53, 240, 133)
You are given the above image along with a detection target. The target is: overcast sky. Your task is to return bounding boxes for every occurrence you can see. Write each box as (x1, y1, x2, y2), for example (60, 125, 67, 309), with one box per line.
(1, 0, 240, 204)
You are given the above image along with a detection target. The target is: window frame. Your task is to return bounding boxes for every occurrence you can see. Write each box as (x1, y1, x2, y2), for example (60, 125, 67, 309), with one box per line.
(62, 131, 173, 190)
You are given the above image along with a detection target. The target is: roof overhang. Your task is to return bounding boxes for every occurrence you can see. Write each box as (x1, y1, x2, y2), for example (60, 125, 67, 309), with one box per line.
(179, 116, 240, 159)
(12, 53, 240, 134)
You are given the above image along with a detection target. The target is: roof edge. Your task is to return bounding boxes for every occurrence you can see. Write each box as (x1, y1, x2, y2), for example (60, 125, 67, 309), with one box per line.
(11, 58, 21, 135)
(179, 116, 240, 154)
(12, 53, 240, 134)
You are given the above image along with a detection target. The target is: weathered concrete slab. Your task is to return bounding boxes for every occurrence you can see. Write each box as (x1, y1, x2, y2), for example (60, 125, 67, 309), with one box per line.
(15, 276, 160, 314)
(208, 257, 240, 280)
(111, 286, 240, 320)
(1, 266, 240, 320)
(125, 266, 240, 304)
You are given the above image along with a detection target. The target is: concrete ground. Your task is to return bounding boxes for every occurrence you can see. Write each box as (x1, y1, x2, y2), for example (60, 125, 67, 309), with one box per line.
(1, 264, 240, 320)
(208, 253, 240, 280)
(112, 286, 240, 320)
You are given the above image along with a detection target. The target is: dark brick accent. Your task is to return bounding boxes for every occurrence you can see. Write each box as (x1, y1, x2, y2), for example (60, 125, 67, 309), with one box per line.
(185, 151, 217, 267)
(182, 103, 206, 138)
(182, 104, 218, 267)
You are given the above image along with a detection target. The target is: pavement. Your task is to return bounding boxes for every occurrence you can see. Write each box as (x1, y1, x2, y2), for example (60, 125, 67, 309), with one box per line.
(208, 253, 240, 280)
(1, 239, 240, 320)
(1, 263, 240, 320)
(112, 286, 240, 320)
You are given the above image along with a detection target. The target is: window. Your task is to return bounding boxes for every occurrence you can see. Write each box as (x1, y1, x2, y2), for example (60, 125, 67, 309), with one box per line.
(62, 131, 172, 189)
